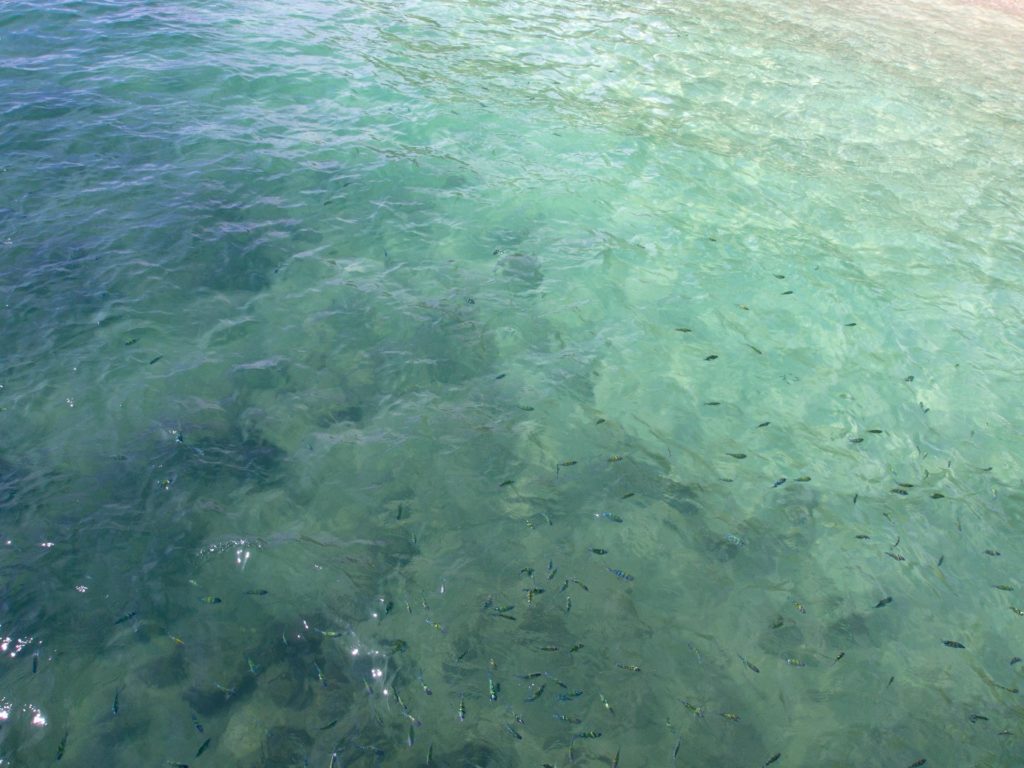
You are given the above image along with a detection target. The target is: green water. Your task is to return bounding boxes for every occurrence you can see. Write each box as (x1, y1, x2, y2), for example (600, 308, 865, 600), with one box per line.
(2, 0, 1024, 765)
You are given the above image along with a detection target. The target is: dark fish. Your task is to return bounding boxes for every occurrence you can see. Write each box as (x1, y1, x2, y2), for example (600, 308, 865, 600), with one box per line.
(607, 568, 634, 582)
(886, 553, 906, 562)
(525, 684, 546, 702)
(1011, 657, 1022, 666)
(875, 597, 893, 608)
(558, 460, 578, 468)
(907, 761, 926, 768)
(849, 437, 864, 444)
(319, 719, 337, 730)
(968, 714, 989, 723)
(675, 327, 692, 332)
(705, 355, 718, 361)
(114, 611, 137, 625)
(198, 596, 221, 604)
(621, 492, 635, 499)
(569, 643, 584, 653)
(244, 589, 269, 596)
(726, 453, 746, 459)
(757, 421, 771, 428)
(575, 731, 602, 739)
(738, 654, 760, 673)
(112, 687, 121, 715)
(505, 723, 522, 740)
(149, 356, 162, 365)
(57, 730, 68, 761)
(191, 712, 204, 733)
(495, 373, 506, 380)
(943, 640, 965, 649)
(937, 555, 944, 567)
(890, 488, 908, 496)
(499, 480, 514, 487)
(124, 338, 138, 346)
(704, 401, 721, 406)
(764, 753, 781, 767)
(834, 651, 845, 663)
(845, 322, 857, 326)
(931, 492, 945, 499)
(985, 550, 1001, 556)
(855, 535, 871, 540)
(887, 676, 895, 688)
(32, 653, 38, 673)
(995, 585, 1015, 591)
(772, 478, 786, 488)
(590, 548, 608, 555)
(867, 429, 883, 434)
(616, 664, 641, 672)
(195, 738, 211, 758)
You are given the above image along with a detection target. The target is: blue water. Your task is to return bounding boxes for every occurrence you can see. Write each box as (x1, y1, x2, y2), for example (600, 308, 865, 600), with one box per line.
(2, 0, 1024, 765)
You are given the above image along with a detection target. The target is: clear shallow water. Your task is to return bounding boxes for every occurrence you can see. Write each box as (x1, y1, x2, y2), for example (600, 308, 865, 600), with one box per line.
(2, 0, 1024, 765)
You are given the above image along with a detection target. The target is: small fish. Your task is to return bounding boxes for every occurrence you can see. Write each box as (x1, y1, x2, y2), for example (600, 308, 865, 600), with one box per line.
(598, 512, 624, 523)
(247, 657, 259, 675)
(565, 596, 572, 614)
(772, 477, 786, 488)
(495, 373, 506, 380)
(968, 714, 989, 723)
(191, 712, 204, 733)
(124, 338, 138, 346)
(608, 455, 623, 462)
(985, 550, 1001, 556)
(488, 676, 499, 701)
(890, 488, 908, 496)
(569, 643, 584, 653)
(621, 492, 635, 499)
(570, 577, 590, 591)
(673, 738, 681, 760)
(1011, 608, 1024, 617)
(995, 585, 1015, 591)
(855, 535, 871, 540)
(675, 327, 692, 333)
(867, 429, 883, 434)
(887, 676, 895, 688)
(786, 658, 805, 667)
(1011, 657, 1022, 666)
(539, 645, 560, 652)
(112, 686, 121, 715)
(931, 492, 945, 499)
(499, 479, 514, 487)
(793, 601, 806, 614)
(600, 692, 615, 714)
(114, 610, 137, 625)
(738, 655, 760, 674)
(195, 738, 211, 758)
(834, 651, 845, 663)
(607, 568, 634, 582)
(32, 653, 38, 673)
(705, 355, 718, 361)
(757, 421, 771, 428)
(886, 552, 906, 561)
(681, 700, 704, 718)
(780, 290, 793, 295)
(616, 664, 641, 672)
(526, 684, 546, 702)
(720, 712, 740, 721)
(505, 723, 523, 740)
(556, 690, 584, 701)
(770, 616, 785, 629)
(558, 460, 578, 467)
(589, 548, 608, 555)
(875, 597, 893, 608)
(726, 452, 746, 459)
(149, 355, 163, 365)
(844, 322, 857, 327)
(319, 719, 337, 730)
(554, 713, 583, 723)
(458, 695, 466, 721)
(849, 437, 864, 444)
(907, 761, 926, 768)
(314, 662, 327, 687)
(575, 731, 602, 739)
(244, 589, 268, 596)
(764, 753, 782, 767)
(198, 596, 221, 604)
(612, 747, 621, 768)
(943, 640, 966, 649)
(56, 730, 69, 761)
(937, 555, 945, 567)
(704, 401, 721, 406)
(795, 476, 811, 482)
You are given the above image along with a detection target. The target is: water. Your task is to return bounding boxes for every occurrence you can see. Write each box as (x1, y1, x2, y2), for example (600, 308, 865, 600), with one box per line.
(2, 0, 1024, 765)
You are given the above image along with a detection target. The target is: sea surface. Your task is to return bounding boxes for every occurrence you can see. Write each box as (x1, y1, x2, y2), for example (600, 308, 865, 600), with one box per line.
(2, 0, 1024, 766)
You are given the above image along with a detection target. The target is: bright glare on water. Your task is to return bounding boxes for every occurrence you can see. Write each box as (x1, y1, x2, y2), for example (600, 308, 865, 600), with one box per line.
(1, 0, 1024, 765)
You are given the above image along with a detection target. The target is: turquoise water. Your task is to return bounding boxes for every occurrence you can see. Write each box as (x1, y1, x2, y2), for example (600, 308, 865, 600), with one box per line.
(2, 0, 1024, 765)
